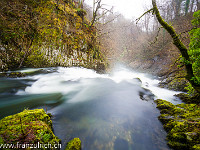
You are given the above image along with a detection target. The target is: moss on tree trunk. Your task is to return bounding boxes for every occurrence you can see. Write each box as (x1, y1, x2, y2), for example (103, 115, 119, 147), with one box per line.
(152, 0, 200, 94)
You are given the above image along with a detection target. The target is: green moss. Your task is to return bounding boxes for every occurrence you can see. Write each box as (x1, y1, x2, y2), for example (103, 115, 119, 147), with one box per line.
(155, 99, 200, 150)
(76, 8, 86, 17)
(175, 93, 200, 104)
(155, 99, 175, 110)
(159, 76, 188, 92)
(65, 138, 81, 150)
(167, 140, 188, 150)
(0, 109, 61, 149)
(0, 0, 107, 71)
(158, 114, 175, 124)
(193, 144, 200, 150)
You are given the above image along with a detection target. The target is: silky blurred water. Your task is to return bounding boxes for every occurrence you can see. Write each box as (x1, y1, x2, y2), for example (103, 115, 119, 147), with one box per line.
(0, 66, 182, 150)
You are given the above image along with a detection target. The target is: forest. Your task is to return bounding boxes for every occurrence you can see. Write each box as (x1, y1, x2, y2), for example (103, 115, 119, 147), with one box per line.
(0, 0, 200, 150)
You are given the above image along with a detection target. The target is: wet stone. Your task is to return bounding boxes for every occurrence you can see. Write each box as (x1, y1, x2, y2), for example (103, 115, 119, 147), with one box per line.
(155, 99, 200, 150)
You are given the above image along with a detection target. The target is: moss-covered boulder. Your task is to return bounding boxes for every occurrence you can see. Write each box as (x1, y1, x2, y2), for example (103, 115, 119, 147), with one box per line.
(158, 76, 188, 92)
(0, 109, 61, 149)
(175, 93, 200, 104)
(65, 138, 81, 150)
(155, 99, 200, 150)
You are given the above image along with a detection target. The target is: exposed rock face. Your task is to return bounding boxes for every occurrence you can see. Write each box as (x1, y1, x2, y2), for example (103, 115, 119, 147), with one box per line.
(0, 0, 107, 72)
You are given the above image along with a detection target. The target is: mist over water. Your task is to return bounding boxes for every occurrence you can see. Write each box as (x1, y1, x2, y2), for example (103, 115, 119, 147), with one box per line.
(0, 66, 182, 150)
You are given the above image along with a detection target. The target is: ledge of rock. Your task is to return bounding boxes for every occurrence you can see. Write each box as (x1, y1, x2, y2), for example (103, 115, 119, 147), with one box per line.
(155, 99, 200, 150)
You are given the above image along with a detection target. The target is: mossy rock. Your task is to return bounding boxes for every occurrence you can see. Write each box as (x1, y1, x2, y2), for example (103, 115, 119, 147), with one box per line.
(154, 99, 175, 110)
(8, 72, 26, 78)
(167, 78, 188, 92)
(155, 99, 200, 150)
(0, 109, 61, 149)
(0, 72, 26, 78)
(158, 71, 188, 92)
(160, 108, 171, 114)
(167, 140, 188, 150)
(163, 120, 179, 132)
(158, 114, 175, 124)
(65, 138, 81, 150)
(175, 93, 200, 104)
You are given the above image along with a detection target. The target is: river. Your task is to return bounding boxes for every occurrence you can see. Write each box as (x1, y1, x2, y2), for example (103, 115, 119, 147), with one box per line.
(0, 66, 182, 150)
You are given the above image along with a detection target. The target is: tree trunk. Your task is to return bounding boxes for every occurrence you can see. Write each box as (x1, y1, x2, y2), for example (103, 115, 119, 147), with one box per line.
(185, 0, 190, 15)
(174, 0, 182, 18)
(152, 0, 200, 93)
(197, 0, 200, 11)
(190, 0, 194, 12)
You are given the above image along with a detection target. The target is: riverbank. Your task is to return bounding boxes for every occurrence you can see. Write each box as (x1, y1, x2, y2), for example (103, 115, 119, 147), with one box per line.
(0, 109, 81, 150)
(129, 60, 200, 149)
(155, 99, 200, 150)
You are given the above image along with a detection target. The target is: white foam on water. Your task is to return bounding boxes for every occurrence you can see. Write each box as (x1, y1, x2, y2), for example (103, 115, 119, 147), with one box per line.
(17, 68, 43, 73)
(16, 66, 182, 104)
(109, 67, 182, 103)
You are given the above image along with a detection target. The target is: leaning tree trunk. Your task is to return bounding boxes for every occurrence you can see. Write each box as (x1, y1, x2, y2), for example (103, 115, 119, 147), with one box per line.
(152, 0, 200, 93)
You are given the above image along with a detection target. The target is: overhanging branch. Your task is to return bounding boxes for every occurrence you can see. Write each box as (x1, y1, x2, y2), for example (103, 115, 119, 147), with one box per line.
(136, 8, 153, 24)
(152, 0, 200, 92)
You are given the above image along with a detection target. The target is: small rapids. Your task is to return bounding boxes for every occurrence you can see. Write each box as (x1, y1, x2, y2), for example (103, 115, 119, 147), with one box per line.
(0, 66, 182, 150)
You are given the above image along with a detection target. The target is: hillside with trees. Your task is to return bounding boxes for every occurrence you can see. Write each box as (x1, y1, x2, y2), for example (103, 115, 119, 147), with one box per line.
(93, 0, 199, 96)
(0, 0, 107, 72)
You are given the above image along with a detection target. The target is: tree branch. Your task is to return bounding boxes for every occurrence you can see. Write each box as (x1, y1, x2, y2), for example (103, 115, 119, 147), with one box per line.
(149, 26, 163, 45)
(152, 0, 200, 92)
(136, 8, 154, 24)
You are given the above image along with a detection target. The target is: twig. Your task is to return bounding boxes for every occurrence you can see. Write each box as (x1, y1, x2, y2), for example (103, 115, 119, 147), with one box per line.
(149, 26, 163, 45)
(178, 26, 198, 37)
(136, 8, 154, 24)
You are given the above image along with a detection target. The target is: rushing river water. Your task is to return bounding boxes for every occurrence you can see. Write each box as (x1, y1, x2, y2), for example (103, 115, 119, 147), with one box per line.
(0, 66, 182, 150)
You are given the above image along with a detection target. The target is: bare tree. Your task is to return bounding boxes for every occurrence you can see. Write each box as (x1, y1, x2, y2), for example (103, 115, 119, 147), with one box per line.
(90, 0, 102, 27)
(90, 0, 115, 27)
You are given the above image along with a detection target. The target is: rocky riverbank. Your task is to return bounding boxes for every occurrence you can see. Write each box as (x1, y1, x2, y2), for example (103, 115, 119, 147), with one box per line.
(155, 99, 200, 150)
(0, 109, 81, 150)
